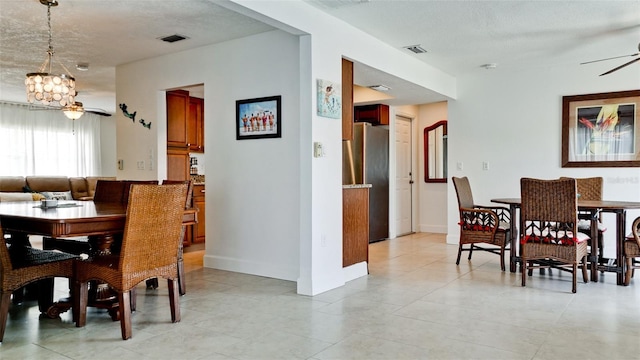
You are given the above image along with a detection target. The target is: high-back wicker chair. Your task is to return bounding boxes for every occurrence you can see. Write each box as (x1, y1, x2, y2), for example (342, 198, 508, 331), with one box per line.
(623, 216, 640, 285)
(44, 180, 160, 256)
(73, 183, 188, 340)
(520, 177, 589, 293)
(561, 176, 607, 266)
(0, 228, 77, 342)
(145, 180, 195, 294)
(452, 176, 511, 271)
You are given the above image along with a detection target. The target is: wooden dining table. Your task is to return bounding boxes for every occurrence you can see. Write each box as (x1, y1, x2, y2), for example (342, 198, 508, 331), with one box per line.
(0, 200, 196, 317)
(491, 198, 640, 285)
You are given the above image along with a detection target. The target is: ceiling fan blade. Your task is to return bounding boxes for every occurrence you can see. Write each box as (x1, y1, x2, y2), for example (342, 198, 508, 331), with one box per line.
(599, 57, 640, 76)
(86, 110, 112, 117)
(581, 52, 639, 65)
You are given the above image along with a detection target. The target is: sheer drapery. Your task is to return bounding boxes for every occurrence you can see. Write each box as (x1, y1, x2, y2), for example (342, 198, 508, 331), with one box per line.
(0, 102, 102, 176)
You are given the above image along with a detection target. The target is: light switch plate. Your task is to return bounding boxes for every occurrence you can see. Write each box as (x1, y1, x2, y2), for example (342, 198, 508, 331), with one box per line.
(314, 142, 324, 158)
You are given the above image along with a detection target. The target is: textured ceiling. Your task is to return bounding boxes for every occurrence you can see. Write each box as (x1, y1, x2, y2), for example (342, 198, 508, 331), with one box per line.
(1, 0, 639, 112)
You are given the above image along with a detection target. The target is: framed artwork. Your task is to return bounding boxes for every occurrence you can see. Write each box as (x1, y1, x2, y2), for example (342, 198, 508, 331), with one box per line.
(562, 89, 640, 167)
(236, 95, 281, 140)
(316, 79, 341, 119)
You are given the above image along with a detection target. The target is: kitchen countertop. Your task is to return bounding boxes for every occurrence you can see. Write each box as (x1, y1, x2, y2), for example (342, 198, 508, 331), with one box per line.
(342, 184, 372, 189)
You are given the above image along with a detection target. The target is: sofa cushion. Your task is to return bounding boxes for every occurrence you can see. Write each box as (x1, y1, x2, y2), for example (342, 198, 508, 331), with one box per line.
(0, 177, 28, 192)
(69, 177, 89, 199)
(26, 176, 71, 193)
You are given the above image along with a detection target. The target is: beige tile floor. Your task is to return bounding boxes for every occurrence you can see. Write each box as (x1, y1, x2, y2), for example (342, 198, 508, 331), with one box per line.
(2, 232, 640, 359)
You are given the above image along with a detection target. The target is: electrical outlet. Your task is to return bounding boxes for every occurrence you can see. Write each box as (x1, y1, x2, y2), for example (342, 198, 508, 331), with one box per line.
(456, 162, 463, 171)
(137, 161, 145, 170)
(482, 161, 490, 171)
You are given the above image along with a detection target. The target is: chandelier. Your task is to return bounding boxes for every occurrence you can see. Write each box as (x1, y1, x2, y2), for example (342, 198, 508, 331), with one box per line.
(25, 0, 77, 108)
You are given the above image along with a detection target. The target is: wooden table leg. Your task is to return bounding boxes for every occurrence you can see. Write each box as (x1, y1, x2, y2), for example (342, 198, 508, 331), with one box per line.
(617, 210, 626, 285)
(509, 204, 518, 273)
(590, 210, 599, 282)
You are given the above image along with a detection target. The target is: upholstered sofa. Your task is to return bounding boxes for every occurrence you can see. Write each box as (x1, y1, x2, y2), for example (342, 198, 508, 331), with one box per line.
(0, 176, 116, 202)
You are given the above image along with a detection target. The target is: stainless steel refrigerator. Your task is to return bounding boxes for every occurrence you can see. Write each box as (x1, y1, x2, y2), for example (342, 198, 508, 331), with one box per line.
(343, 122, 389, 243)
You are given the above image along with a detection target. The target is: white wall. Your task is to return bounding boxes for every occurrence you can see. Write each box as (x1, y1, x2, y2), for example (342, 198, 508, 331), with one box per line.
(447, 64, 640, 258)
(231, 0, 456, 295)
(417, 102, 448, 233)
(116, 30, 302, 281)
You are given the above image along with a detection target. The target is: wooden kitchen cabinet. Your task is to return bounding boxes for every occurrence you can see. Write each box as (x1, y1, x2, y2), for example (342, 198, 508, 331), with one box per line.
(192, 184, 205, 243)
(166, 90, 189, 147)
(343, 186, 369, 268)
(167, 147, 189, 181)
(188, 97, 204, 152)
(355, 104, 389, 125)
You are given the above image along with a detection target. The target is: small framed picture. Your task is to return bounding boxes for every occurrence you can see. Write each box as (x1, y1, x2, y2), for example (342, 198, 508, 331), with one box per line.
(236, 95, 281, 140)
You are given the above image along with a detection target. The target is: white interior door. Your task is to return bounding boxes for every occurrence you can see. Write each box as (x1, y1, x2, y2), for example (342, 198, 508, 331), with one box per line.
(395, 116, 413, 236)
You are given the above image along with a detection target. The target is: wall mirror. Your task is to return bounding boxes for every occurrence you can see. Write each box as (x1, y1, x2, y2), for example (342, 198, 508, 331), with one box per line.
(424, 120, 447, 183)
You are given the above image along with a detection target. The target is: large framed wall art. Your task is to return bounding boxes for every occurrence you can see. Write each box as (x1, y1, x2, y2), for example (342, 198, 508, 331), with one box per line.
(562, 89, 640, 167)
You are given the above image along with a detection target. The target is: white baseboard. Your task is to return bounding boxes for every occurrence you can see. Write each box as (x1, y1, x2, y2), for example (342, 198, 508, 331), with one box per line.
(203, 254, 298, 282)
(418, 224, 447, 233)
(343, 261, 368, 283)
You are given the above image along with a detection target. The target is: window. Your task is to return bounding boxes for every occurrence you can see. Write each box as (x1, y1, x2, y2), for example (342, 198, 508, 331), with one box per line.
(0, 102, 102, 176)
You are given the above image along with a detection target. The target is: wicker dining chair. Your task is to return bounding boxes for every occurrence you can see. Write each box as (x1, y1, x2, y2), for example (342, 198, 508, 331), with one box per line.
(73, 183, 187, 340)
(561, 177, 607, 266)
(44, 180, 160, 256)
(520, 177, 589, 293)
(145, 179, 195, 295)
(452, 176, 511, 271)
(0, 228, 78, 342)
(623, 216, 640, 285)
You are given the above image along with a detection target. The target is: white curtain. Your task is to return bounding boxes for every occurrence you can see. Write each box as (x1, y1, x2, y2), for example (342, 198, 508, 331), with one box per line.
(0, 102, 102, 176)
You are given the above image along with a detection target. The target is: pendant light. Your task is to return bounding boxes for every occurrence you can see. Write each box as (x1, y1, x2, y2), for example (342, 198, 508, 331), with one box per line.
(25, 0, 77, 108)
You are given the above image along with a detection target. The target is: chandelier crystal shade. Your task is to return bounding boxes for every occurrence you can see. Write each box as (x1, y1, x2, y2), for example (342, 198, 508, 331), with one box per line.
(25, 0, 76, 107)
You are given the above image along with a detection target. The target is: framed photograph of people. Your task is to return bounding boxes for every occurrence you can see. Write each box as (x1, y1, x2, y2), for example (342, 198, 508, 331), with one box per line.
(562, 90, 640, 167)
(236, 95, 281, 140)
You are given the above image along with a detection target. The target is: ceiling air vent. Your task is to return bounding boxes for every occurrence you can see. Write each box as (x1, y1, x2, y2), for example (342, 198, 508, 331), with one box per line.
(159, 34, 189, 43)
(404, 45, 427, 54)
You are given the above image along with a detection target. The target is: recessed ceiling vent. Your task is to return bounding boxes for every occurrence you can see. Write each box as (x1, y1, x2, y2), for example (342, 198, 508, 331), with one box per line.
(404, 45, 427, 54)
(159, 34, 189, 43)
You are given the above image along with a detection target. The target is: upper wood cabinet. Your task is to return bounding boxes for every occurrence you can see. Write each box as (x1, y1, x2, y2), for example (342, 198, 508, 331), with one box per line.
(342, 58, 354, 141)
(166, 90, 189, 147)
(188, 97, 204, 152)
(355, 104, 389, 126)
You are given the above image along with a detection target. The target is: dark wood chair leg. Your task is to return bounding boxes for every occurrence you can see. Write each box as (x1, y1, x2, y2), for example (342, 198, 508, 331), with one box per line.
(130, 288, 136, 312)
(0, 292, 11, 342)
(178, 259, 186, 295)
(456, 245, 463, 265)
(168, 279, 180, 323)
(75, 281, 88, 327)
(119, 291, 132, 340)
